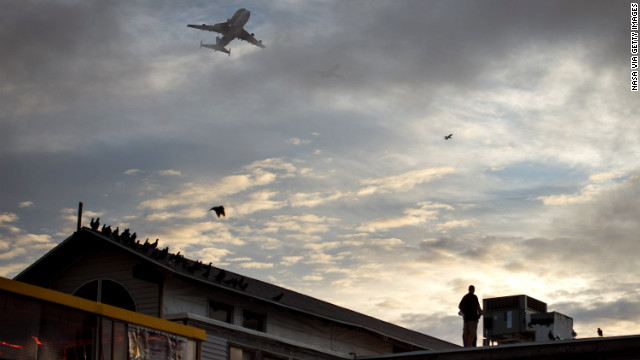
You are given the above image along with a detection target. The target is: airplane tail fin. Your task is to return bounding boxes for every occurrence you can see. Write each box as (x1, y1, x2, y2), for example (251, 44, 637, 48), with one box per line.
(200, 37, 231, 55)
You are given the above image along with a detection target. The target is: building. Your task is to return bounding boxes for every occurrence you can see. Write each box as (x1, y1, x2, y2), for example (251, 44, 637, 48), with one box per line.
(14, 225, 457, 360)
(0, 276, 205, 360)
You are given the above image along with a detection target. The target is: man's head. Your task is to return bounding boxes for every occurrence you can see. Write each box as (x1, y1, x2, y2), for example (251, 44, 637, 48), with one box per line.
(469, 285, 475, 294)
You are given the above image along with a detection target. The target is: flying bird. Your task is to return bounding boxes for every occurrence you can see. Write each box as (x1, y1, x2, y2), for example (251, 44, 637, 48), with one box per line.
(210, 206, 225, 218)
(444, 134, 453, 140)
(597, 328, 603, 337)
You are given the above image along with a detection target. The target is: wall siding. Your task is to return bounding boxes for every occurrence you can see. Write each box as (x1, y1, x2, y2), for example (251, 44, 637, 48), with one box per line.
(202, 333, 228, 360)
(50, 245, 161, 317)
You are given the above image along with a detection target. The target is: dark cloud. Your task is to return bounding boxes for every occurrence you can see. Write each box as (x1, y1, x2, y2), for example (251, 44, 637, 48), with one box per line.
(520, 175, 640, 273)
(1, 1, 127, 83)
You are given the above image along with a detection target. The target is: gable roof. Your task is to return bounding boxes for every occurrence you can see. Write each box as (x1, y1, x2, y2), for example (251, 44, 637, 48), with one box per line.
(16, 226, 457, 351)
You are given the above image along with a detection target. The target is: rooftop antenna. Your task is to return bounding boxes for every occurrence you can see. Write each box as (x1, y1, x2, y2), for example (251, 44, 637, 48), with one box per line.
(77, 202, 83, 232)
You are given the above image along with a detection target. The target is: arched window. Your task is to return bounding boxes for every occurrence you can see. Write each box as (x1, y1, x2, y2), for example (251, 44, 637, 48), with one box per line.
(73, 279, 136, 312)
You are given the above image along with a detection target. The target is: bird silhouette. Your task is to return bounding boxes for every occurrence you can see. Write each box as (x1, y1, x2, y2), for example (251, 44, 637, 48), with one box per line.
(210, 206, 225, 218)
(224, 278, 238, 287)
(158, 247, 169, 259)
(214, 270, 227, 282)
(90, 217, 100, 231)
(272, 292, 284, 301)
(597, 328, 603, 337)
(121, 228, 131, 244)
(202, 262, 212, 277)
(238, 277, 248, 291)
(444, 134, 453, 140)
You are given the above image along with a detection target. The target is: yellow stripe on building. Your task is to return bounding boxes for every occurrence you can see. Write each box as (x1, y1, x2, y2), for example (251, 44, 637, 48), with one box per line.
(0, 276, 206, 341)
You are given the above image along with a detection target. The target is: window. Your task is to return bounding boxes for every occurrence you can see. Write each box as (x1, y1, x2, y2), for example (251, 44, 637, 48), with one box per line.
(230, 346, 286, 360)
(73, 279, 136, 312)
(242, 310, 266, 332)
(209, 301, 234, 323)
(0, 291, 97, 360)
(230, 346, 256, 360)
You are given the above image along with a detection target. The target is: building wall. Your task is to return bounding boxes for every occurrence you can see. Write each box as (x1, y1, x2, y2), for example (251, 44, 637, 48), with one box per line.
(49, 245, 161, 317)
(163, 277, 393, 356)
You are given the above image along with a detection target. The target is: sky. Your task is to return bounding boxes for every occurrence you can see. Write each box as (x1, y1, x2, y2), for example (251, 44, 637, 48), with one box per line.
(1, 0, 639, 347)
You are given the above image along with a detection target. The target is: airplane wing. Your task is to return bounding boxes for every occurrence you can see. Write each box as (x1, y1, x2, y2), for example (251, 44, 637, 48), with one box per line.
(238, 29, 265, 48)
(187, 23, 230, 35)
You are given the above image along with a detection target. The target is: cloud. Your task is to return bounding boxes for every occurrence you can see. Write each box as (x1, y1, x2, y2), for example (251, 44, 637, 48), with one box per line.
(357, 202, 453, 232)
(289, 191, 349, 207)
(263, 214, 340, 235)
(239, 262, 275, 270)
(18, 201, 34, 208)
(149, 221, 245, 258)
(435, 219, 478, 231)
(357, 167, 455, 196)
(589, 170, 624, 183)
(281, 256, 303, 266)
(124, 169, 141, 175)
(0, 212, 19, 226)
(235, 190, 287, 216)
(536, 184, 607, 206)
(158, 169, 182, 176)
(138, 158, 300, 212)
(286, 137, 311, 145)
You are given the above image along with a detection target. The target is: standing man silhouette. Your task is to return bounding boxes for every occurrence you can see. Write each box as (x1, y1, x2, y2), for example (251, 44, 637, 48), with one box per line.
(459, 285, 483, 347)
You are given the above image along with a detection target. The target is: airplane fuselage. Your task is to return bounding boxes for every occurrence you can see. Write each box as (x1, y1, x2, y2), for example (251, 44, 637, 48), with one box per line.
(226, 9, 250, 39)
(216, 9, 250, 50)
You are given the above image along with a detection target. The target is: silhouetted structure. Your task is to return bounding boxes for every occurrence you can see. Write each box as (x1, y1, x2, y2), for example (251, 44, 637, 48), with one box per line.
(483, 295, 574, 346)
(15, 223, 455, 360)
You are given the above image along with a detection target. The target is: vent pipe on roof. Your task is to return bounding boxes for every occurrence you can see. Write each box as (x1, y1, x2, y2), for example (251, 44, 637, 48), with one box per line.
(77, 202, 83, 232)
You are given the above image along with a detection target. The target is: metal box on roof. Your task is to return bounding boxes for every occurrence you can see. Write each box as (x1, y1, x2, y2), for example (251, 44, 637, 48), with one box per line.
(483, 295, 547, 345)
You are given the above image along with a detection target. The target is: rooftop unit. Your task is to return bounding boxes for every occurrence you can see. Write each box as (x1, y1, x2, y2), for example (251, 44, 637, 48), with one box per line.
(483, 295, 549, 345)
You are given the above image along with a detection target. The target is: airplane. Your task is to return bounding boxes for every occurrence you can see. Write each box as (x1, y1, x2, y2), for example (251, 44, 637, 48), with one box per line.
(188, 8, 265, 55)
(314, 64, 342, 78)
(444, 134, 453, 140)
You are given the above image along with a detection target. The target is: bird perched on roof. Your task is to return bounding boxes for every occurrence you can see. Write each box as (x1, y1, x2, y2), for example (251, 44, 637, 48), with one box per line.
(210, 205, 225, 218)
(214, 269, 227, 282)
(444, 134, 453, 140)
(238, 277, 248, 291)
(120, 228, 131, 244)
(202, 262, 212, 277)
(272, 292, 284, 302)
(90, 217, 100, 231)
(597, 328, 603, 337)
